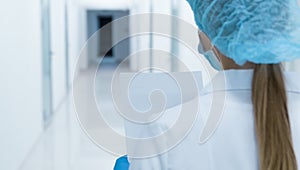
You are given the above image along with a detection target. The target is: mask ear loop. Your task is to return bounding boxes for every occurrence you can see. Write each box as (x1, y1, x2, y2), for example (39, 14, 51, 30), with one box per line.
(198, 30, 212, 51)
(212, 46, 224, 69)
(198, 30, 223, 70)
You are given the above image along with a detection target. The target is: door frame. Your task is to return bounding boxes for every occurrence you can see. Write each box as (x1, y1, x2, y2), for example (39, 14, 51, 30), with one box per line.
(41, 0, 53, 127)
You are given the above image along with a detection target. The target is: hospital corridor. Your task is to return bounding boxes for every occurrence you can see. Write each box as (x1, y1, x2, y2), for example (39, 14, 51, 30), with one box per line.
(1, 0, 300, 170)
(20, 64, 127, 170)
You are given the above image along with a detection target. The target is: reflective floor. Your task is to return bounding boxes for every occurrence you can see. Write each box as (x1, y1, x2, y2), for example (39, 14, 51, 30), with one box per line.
(20, 63, 129, 170)
(21, 100, 117, 170)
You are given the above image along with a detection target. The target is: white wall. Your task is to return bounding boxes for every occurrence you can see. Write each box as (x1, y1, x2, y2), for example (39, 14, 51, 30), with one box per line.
(50, 0, 68, 111)
(0, 1, 44, 169)
(129, 0, 216, 83)
(129, 0, 151, 71)
(67, 0, 81, 84)
(130, 0, 173, 72)
(152, 0, 172, 71)
(0, 0, 71, 168)
(129, 0, 207, 73)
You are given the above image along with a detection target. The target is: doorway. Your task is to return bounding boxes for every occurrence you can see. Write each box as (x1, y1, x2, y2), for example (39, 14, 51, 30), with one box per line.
(87, 10, 130, 65)
(98, 16, 113, 58)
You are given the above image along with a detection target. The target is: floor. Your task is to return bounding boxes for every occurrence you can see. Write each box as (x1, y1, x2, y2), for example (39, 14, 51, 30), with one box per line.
(20, 63, 130, 170)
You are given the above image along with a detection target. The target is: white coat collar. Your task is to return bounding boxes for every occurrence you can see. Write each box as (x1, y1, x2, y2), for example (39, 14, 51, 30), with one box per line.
(200, 69, 300, 95)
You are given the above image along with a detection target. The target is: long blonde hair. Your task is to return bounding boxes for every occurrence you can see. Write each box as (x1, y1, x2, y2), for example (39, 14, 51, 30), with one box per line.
(252, 64, 297, 170)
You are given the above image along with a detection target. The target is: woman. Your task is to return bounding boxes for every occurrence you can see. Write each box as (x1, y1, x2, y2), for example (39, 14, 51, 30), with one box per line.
(128, 0, 300, 169)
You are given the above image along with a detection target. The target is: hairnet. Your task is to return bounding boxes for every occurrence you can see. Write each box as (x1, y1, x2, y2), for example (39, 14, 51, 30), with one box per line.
(187, 0, 300, 65)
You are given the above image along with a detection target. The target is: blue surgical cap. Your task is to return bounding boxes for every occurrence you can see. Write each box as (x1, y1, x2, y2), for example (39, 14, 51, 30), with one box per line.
(187, 0, 300, 65)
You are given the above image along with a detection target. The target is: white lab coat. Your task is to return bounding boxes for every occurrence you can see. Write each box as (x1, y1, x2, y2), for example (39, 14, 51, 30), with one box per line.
(128, 70, 300, 170)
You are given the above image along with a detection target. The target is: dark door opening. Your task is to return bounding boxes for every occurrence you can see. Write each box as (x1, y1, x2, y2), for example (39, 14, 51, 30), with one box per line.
(87, 10, 129, 65)
(98, 16, 113, 57)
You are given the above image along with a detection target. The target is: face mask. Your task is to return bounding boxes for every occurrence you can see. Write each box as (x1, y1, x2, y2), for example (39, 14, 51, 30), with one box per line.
(198, 44, 222, 71)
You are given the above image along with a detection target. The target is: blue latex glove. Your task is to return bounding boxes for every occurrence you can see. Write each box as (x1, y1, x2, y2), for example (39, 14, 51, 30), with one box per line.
(114, 155, 129, 170)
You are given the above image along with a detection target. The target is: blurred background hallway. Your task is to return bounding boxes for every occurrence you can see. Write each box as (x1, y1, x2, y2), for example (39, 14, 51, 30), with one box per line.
(20, 64, 126, 170)
(1, 0, 300, 169)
